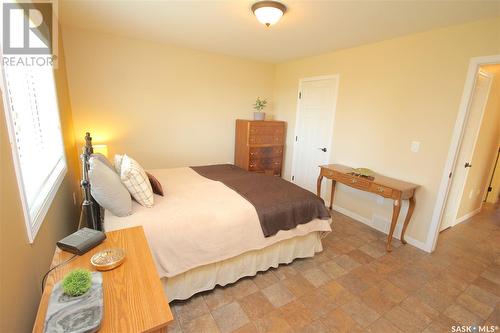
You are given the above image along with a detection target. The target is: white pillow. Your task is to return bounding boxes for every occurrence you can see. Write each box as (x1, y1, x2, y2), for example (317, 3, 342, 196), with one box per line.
(89, 157, 132, 217)
(91, 153, 114, 171)
(114, 154, 124, 174)
(120, 154, 154, 208)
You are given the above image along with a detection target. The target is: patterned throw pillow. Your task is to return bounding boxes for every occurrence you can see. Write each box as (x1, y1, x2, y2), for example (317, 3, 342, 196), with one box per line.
(114, 154, 124, 174)
(146, 172, 164, 196)
(120, 155, 154, 208)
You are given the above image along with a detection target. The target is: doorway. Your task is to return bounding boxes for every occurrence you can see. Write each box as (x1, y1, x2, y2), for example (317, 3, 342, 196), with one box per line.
(434, 61, 500, 244)
(484, 148, 500, 203)
(291, 75, 339, 194)
(439, 70, 493, 231)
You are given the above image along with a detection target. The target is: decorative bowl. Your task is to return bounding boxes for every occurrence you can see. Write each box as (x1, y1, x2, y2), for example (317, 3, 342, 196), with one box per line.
(90, 248, 125, 271)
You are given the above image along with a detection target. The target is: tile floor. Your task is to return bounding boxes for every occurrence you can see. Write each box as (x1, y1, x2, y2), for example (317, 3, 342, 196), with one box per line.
(167, 204, 500, 332)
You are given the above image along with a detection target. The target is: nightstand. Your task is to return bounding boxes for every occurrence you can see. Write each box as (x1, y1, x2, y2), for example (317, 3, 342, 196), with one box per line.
(33, 226, 173, 333)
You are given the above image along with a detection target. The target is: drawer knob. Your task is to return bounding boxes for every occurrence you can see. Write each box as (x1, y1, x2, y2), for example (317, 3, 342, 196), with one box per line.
(377, 187, 384, 192)
(351, 179, 357, 184)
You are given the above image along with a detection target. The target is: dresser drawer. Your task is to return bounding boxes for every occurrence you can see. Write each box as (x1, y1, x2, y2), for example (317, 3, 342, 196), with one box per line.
(370, 183, 393, 197)
(248, 123, 284, 145)
(250, 146, 283, 158)
(334, 172, 370, 190)
(249, 134, 284, 145)
(249, 122, 284, 133)
(249, 157, 282, 171)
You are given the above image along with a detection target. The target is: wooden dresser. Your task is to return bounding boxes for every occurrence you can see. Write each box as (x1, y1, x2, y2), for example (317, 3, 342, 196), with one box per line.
(235, 119, 285, 176)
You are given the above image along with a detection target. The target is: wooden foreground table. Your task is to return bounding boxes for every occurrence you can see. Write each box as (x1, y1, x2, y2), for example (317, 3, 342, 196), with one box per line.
(33, 226, 173, 333)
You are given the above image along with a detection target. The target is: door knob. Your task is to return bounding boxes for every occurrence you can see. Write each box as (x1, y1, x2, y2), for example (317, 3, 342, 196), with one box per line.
(318, 147, 327, 152)
(464, 162, 472, 168)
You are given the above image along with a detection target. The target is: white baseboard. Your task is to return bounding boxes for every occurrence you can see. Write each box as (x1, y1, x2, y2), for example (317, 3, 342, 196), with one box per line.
(455, 207, 482, 225)
(331, 204, 429, 253)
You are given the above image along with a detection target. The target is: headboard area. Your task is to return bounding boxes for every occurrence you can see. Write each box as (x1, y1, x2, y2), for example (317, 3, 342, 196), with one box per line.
(81, 132, 104, 231)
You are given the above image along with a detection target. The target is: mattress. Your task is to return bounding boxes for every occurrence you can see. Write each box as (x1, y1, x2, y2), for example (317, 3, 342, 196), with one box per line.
(104, 167, 332, 278)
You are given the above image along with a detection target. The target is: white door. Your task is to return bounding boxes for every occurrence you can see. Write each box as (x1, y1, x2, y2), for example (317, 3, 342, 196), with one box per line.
(291, 76, 339, 194)
(440, 71, 493, 231)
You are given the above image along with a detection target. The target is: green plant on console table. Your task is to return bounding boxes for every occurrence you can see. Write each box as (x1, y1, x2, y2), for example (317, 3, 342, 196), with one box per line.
(62, 269, 92, 297)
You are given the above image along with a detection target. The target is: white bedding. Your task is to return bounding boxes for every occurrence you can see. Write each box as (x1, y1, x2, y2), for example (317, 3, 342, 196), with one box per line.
(105, 167, 332, 278)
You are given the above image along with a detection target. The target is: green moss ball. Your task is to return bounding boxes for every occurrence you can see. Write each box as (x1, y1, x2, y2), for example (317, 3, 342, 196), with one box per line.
(62, 269, 92, 297)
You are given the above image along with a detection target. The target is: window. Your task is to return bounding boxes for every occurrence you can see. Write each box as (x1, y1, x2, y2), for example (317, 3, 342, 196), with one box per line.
(2, 64, 66, 243)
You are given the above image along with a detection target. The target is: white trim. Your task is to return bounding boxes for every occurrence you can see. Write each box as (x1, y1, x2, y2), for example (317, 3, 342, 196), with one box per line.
(331, 204, 429, 252)
(426, 55, 500, 252)
(0, 65, 67, 244)
(290, 74, 340, 195)
(455, 207, 482, 225)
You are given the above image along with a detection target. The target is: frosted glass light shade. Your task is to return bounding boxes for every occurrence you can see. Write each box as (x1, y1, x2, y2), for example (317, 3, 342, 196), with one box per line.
(252, 1, 286, 27)
(93, 144, 108, 158)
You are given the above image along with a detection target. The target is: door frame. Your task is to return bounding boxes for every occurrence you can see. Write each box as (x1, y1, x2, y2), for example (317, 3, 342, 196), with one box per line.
(438, 69, 493, 232)
(426, 55, 500, 252)
(484, 147, 500, 203)
(290, 74, 340, 196)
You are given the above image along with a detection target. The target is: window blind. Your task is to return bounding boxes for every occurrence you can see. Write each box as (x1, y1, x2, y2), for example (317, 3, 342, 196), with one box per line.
(3, 64, 66, 242)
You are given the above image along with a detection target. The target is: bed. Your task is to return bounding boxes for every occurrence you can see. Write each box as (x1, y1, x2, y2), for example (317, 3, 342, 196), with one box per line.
(81, 133, 332, 301)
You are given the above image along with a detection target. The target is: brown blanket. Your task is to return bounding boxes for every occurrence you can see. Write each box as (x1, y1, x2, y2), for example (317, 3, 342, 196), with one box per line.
(191, 164, 331, 237)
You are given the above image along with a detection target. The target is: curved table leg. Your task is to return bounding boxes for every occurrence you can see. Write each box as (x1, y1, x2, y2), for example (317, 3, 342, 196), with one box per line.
(317, 175, 323, 198)
(400, 197, 416, 245)
(387, 199, 402, 252)
(329, 180, 336, 209)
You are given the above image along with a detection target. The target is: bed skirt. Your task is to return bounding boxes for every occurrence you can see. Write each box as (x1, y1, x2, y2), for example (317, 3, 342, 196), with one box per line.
(162, 231, 323, 301)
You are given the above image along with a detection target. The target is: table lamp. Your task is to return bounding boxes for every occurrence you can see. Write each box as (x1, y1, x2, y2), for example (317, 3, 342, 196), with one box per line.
(92, 144, 108, 158)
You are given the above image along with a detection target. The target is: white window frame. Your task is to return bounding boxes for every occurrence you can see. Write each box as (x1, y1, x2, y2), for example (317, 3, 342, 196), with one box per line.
(1, 67, 67, 244)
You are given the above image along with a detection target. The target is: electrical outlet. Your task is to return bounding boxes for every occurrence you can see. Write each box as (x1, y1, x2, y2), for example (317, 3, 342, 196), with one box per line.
(410, 141, 420, 153)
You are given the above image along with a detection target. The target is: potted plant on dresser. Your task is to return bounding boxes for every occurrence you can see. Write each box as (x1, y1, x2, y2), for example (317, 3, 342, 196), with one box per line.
(253, 97, 267, 120)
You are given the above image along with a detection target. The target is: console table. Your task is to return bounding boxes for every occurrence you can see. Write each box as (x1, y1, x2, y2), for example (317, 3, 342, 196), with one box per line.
(33, 226, 173, 333)
(317, 164, 419, 252)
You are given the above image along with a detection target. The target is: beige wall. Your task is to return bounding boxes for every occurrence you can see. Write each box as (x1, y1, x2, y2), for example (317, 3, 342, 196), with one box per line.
(457, 64, 500, 213)
(0, 33, 80, 332)
(62, 18, 500, 248)
(274, 18, 500, 245)
(62, 27, 275, 169)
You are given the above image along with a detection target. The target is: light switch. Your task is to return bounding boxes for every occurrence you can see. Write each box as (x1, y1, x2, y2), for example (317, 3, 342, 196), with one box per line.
(410, 141, 420, 153)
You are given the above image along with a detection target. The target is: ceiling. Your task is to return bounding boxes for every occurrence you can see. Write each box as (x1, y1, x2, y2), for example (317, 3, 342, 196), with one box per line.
(60, 1, 500, 63)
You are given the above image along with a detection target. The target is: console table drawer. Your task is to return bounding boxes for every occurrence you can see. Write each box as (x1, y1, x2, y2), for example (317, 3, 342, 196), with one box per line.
(370, 184, 393, 197)
(335, 173, 370, 189)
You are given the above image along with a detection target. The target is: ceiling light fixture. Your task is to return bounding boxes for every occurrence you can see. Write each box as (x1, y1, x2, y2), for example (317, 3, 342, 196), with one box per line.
(252, 1, 287, 27)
